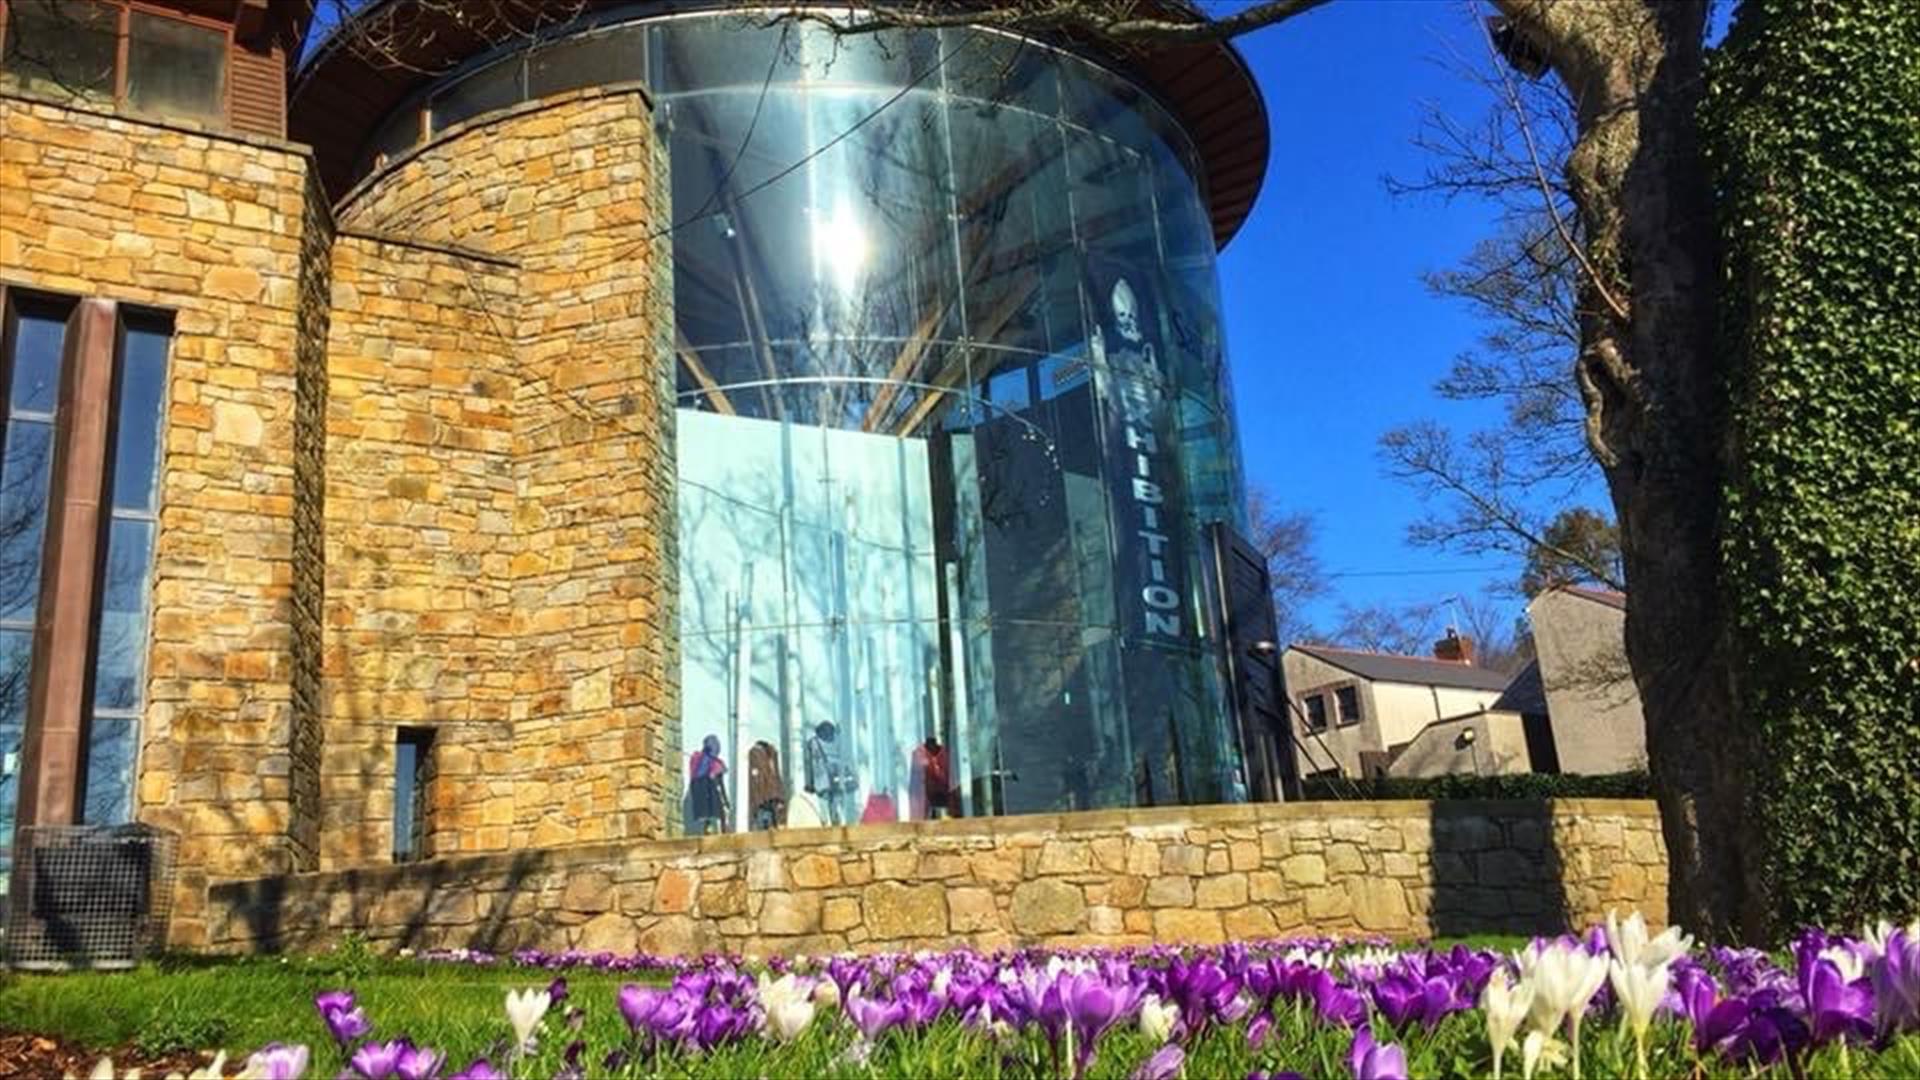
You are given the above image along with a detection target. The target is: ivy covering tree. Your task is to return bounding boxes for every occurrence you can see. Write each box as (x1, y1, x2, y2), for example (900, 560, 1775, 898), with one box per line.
(1710, 0, 1920, 932)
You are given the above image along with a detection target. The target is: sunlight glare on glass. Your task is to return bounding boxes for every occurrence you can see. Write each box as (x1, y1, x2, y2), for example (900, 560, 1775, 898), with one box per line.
(812, 198, 869, 295)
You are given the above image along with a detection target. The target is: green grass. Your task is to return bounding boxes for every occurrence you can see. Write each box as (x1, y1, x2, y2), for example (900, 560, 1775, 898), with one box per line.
(5, 943, 1920, 1078)
(0, 949, 653, 1060)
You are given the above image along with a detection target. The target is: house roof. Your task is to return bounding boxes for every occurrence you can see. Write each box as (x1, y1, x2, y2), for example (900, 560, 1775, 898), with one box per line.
(1493, 658, 1547, 714)
(1552, 585, 1627, 610)
(1289, 644, 1517, 693)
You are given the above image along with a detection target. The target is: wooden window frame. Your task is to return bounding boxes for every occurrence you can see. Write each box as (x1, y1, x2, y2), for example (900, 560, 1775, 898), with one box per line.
(1300, 691, 1330, 734)
(1331, 680, 1365, 728)
(0, 0, 234, 126)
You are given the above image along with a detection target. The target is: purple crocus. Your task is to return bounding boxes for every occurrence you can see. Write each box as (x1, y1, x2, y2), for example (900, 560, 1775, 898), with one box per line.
(1347, 1027, 1410, 1080)
(1795, 944, 1874, 1047)
(617, 984, 660, 1033)
(1872, 929, 1920, 1034)
(1246, 1011, 1273, 1050)
(349, 1040, 406, 1080)
(394, 1042, 445, 1080)
(845, 990, 908, 1043)
(447, 1060, 505, 1080)
(241, 1043, 310, 1080)
(546, 976, 568, 1006)
(1308, 969, 1369, 1029)
(1128, 1043, 1185, 1080)
(324, 1006, 373, 1047)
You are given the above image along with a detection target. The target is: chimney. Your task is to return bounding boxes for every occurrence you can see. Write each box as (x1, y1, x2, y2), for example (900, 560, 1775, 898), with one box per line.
(1434, 628, 1475, 665)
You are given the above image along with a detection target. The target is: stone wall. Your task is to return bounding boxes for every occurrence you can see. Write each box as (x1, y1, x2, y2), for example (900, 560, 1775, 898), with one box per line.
(206, 799, 1670, 956)
(1, 94, 334, 941)
(325, 84, 678, 858)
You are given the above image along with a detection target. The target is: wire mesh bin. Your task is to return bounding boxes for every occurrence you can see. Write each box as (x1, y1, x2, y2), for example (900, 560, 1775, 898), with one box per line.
(5, 824, 177, 971)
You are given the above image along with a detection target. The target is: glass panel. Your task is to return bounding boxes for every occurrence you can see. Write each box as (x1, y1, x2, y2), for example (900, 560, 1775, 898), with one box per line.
(0, 627, 30, 876)
(657, 16, 1250, 822)
(0, 419, 54, 622)
(431, 55, 522, 132)
(528, 26, 645, 98)
(126, 12, 227, 123)
(91, 518, 153, 711)
(394, 737, 417, 859)
(0, 0, 116, 104)
(109, 322, 169, 513)
(82, 716, 136, 825)
(9, 309, 66, 414)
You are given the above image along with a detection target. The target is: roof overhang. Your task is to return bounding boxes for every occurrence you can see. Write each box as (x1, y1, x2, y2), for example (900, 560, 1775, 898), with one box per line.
(289, 0, 1269, 248)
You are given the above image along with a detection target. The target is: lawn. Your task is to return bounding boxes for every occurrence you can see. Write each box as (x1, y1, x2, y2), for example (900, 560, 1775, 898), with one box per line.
(2, 928, 1918, 1080)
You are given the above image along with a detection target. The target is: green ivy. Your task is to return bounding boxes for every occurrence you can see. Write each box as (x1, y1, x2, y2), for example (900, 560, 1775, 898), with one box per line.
(1298, 771, 1650, 803)
(1708, 0, 1920, 932)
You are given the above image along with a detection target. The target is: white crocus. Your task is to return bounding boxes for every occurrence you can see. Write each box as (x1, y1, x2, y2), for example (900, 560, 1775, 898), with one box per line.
(1609, 958, 1672, 1080)
(185, 1052, 229, 1080)
(1862, 917, 1920, 960)
(1521, 1031, 1568, 1080)
(1606, 909, 1694, 969)
(505, 987, 553, 1052)
(1139, 993, 1180, 1044)
(1482, 968, 1535, 1080)
(761, 977, 817, 1043)
(1520, 941, 1609, 1080)
(812, 978, 841, 1009)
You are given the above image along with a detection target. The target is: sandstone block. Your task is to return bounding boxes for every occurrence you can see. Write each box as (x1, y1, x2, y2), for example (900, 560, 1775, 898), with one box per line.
(1280, 853, 1326, 886)
(1161, 844, 1206, 876)
(822, 896, 862, 932)
(758, 891, 822, 936)
(1349, 877, 1411, 932)
(1195, 873, 1248, 909)
(561, 871, 614, 913)
(699, 879, 747, 918)
(1223, 906, 1278, 939)
(863, 882, 948, 940)
(654, 868, 695, 914)
(790, 853, 840, 888)
(1145, 876, 1194, 908)
(948, 888, 999, 933)
(1153, 908, 1224, 944)
(1011, 879, 1085, 936)
(1036, 840, 1092, 875)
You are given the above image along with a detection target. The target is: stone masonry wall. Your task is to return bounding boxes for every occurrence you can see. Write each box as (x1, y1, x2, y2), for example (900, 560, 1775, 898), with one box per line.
(320, 232, 521, 866)
(1, 94, 333, 942)
(325, 85, 677, 859)
(205, 800, 1670, 956)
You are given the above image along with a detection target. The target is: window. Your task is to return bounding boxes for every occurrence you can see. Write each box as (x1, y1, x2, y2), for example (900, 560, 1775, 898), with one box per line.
(0, 1, 229, 125)
(1302, 693, 1328, 733)
(1335, 684, 1362, 726)
(83, 315, 170, 824)
(126, 11, 225, 123)
(0, 290, 172, 853)
(393, 727, 435, 862)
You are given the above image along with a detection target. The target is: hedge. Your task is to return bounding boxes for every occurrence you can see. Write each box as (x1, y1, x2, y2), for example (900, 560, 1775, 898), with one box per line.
(1296, 770, 1651, 803)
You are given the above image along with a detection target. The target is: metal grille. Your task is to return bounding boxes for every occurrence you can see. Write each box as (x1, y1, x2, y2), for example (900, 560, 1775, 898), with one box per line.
(5, 824, 176, 970)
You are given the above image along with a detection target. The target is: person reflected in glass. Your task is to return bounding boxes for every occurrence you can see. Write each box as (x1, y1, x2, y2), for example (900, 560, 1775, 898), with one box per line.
(803, 721, 856, 826)
(687, 734, 730, 835)
(909, 734, 952, 820)
(747, 739, 785, 830)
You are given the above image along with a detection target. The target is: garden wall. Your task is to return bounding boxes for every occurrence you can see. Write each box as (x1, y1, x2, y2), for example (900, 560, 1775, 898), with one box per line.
(203, 799, 1668, 956)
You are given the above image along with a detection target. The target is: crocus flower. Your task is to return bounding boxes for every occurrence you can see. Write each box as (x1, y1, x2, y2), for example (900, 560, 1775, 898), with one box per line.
(617, 984, 659, 1033)
(1872, 928, 1920, 1035)
(447, 1061, 504, 1080)
(314, 990, 355, 1018)
(1605, 909, 1693, 970)
(845, 989, 907, 1042)
(546, 976, 568, 1006)
(504, 987, 551, 1052)
(1517, 940, 1607, 1079)
(1608, 959, 1671, 1080)
(1481, 968, 1532, 1080)
(349, 1040, 405, 1080)
(1347, 1026, 1409, 1080)
(1520, 1031, 1567, 1080)
(759, 973, 817, 1042)
(238, 1043, 310, 1080)
(1128, 1043, 1185, 1080)
(1139, 994, 1180, 1044)
(1795, 943, 1874, 1047)
(394, 1043, 445, 1080)
(1246, 1011, 1273, 1050)
(322, 1005, 373, 1047)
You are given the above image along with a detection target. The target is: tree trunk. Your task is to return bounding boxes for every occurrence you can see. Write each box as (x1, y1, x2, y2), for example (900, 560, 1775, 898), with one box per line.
(1498, 0, 1760, 941)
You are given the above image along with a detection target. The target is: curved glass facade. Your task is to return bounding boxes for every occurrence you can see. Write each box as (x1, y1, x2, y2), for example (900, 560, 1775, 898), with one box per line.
(364, 13, 1251, 828)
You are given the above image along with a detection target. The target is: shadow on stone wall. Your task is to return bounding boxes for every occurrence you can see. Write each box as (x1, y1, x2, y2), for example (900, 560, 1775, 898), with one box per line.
(1426, 800, 1569, 938)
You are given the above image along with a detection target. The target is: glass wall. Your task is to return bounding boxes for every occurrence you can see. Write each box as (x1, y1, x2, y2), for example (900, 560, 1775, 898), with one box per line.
(653, 18, 1248, 829)
(359, 11, 1252, 827)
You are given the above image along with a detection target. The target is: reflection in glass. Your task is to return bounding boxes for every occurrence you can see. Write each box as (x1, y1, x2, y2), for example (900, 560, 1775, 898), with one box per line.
(657, 18, 1249, 827)
(0, 0, 116, 104)
(0, 628, 30, 884)
(126, 12, 227, 123)
(0, 420, 54, 623)
(82, 717, 136, 825)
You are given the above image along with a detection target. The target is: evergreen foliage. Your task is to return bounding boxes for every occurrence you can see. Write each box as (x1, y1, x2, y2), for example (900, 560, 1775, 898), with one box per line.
(1709, 0, 1920, 931)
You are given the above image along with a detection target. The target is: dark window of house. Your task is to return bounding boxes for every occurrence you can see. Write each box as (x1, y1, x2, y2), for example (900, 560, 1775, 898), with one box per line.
(1335, 685, 1361, 726)
(394, 727, 435, 861)
(1303, 693, 1328, 732)
(126, 11, 226, 123)
(0, 0, 118, 104)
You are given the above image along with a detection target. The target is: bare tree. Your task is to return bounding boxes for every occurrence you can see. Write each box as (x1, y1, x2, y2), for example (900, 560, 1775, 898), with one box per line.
(1244, 487, 1326, 646)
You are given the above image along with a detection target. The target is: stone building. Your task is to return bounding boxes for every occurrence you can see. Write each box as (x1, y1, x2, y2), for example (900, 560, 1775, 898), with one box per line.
(0, 0, 1294, 943)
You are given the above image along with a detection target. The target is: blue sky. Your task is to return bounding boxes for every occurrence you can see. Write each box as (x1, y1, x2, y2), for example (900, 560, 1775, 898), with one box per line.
(1216, 1, 1594, 637)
